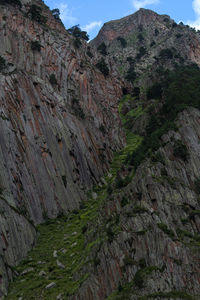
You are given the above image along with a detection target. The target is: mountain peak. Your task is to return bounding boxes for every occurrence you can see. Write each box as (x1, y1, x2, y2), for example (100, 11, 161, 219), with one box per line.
(91, 9, 174, 47)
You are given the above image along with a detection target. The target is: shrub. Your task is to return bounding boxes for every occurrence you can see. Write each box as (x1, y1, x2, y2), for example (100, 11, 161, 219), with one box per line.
(62, 175, 67, 187)
(107, 185, 113, 195)
(194, 178, 200, 194)
(99, 124, 106, 134)
(81, 224, 88, 234)
(97, 42, 107, 55)
(0, 56, 6, 71)
(136, 47, 146, 60)
(72, 98, 85, 119)
(159, 48, 174, 59)
(116, 175, 132, 189)
(127, 57, 135, 65)
(134, 270, 144, 288)
(150, 41, 156, 47)
(67, 25, 89, 41)
(86, 47, 93, 58)
(173, 141, 189, 161)
(28, 5, 47, 24)
(51, 8, 61, 21)
(49, 74, 57, 85)
(125, 67, 137, 82)
(74, 37, 81, 49)
(129, 65, 200, 171)
(95, 58, 109, 77)
(31, 41, 41, 51)
(132, 87, 140, 98)
(121, 196, 128, 207)
(0, 0, 22, 8)
(158, 223, 175, 238)
(154, 28, 159, 36)
(117, 37, 127, 48)
(106, 226, 114, 243)
(123, 256, 135, 266)
(147, 83, 163, 99)
(137, 33, 144, 42)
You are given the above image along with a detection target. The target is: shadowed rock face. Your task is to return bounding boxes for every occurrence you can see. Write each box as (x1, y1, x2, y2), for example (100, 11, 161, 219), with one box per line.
(0, 0, 125, 295)
(69, 108, 200, 300)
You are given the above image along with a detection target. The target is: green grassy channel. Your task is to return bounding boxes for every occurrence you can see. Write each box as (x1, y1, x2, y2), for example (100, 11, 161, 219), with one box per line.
(6, 95, 143, 299)
(6, 189, 107, 299)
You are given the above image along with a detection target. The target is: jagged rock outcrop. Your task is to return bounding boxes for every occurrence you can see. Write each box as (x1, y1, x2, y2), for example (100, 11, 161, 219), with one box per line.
(91, 9, 200, 87)
(0, 0, 125, 296)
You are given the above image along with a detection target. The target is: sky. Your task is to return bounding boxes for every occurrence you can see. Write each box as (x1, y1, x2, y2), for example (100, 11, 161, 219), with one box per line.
(44, 0, 200, 40)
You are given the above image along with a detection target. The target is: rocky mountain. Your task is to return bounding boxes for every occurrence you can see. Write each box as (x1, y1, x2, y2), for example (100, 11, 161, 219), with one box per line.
(0, 1, 200, 299)
(92, 8, 200, 88)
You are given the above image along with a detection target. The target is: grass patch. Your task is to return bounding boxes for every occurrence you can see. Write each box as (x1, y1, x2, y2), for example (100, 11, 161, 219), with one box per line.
(6, 188, 108, 299)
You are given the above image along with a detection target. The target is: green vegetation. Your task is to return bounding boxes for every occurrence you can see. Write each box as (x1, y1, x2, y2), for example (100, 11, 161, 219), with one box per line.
(137, 33, 144, 41)
(28, 5, 47, 24)
(110, 132, 142, 177)
(117, 37, 127, 48)
(125, 67, 137, 82)
(71, 98, 85, 119)
(127, 65, 200, 170)
(95, 58, 109, 77)
(0, 0, 22, 8)
(173, 140, 189, 161)
(121, 196, 129, 207)
(6, 97, 145, 298)
(147, 83, 163, 100)
(86, 47, 93, 58)
(107, 265, 166, 299)
(6, 188, 108, 299)
(49, 74, 57, 85)
(67, 25, 89, 41)
(139, 291, 196, 300)
(106, 281, 134, 300)
(159, 48, 174, 59)
(99, 124, 106, 134)
(0, 56, 6, 71)
(97, 42, 107, 55)
(157, 223, 175, 239)
(194, 178, 200, 194)
(136, 46, 146, 60)
(51, 8, 61, 21)
(108, 95, 143, 178)
(189, 210, 200, 218)
(73, 38, 82, 49)
(31, 41, 41, 51)
(134, 266, 160, 288)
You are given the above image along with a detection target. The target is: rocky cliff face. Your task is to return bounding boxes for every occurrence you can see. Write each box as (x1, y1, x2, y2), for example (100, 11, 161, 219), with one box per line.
(69, 107, 200, 300)
(91, 8, 200, 88)
(0, 0, 125, 296)
(1, 2, 200, 300)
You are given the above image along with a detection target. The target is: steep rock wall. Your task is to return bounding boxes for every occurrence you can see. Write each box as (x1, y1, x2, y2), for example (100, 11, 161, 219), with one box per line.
(71, 108, 200, 299)
(0, 1, 125, 296)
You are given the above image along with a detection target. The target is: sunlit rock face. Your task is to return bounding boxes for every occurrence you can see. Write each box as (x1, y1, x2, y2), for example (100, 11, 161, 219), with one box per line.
(91, 8, 200, 87)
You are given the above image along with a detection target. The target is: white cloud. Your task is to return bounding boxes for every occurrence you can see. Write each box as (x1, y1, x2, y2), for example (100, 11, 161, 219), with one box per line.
(132, 0, 159, 10)
(82, 21, 102, 33)
(58, 3, 77, 25)
(187, 0, 200, 30)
